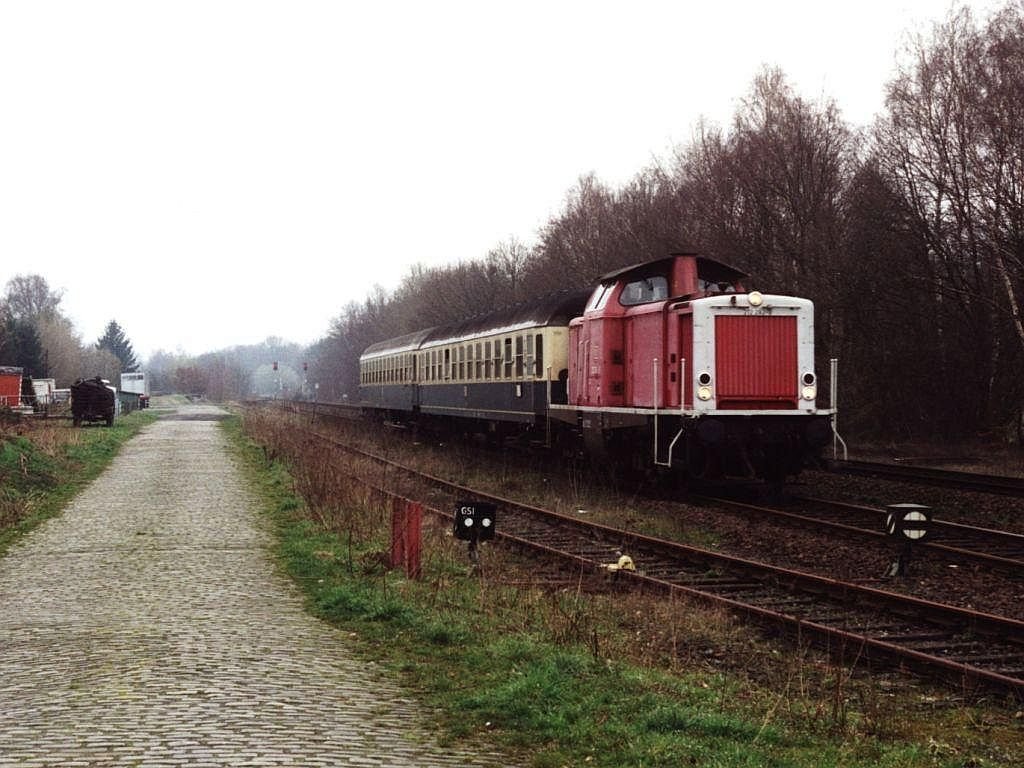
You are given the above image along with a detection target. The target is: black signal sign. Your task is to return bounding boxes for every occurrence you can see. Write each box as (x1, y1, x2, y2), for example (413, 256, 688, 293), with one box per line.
(885, 503, 932, 542)
(454, 502, 496, 542)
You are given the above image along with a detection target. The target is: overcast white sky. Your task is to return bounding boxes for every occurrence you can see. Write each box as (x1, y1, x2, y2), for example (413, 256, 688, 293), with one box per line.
(0, 0, 1005, 360)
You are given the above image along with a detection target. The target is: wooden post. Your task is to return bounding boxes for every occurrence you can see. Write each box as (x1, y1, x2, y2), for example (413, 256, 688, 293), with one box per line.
(390, 498, 422, 579)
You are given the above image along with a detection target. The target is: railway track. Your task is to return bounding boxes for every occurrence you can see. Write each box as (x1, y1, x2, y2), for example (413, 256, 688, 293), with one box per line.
(700, 494, 1024, 573)
(249, 402, 1024, 698)
(832, 459, 1024, 498)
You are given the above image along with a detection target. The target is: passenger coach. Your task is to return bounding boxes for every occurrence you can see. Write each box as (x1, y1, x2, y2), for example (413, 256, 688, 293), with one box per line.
(359, 291, 589, 433)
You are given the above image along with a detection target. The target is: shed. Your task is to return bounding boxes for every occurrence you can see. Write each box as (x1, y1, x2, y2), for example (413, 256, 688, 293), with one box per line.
(0, 366, 24, 408)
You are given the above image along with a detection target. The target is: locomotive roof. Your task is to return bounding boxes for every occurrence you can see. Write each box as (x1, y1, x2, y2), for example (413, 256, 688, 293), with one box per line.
(599, 253, 749, 285)
(361, 289, 591, 359)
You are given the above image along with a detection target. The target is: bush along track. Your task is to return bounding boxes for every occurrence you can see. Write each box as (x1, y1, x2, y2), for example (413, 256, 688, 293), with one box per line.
(228, 411, 1024, 768)
(0, 411, 158, 556)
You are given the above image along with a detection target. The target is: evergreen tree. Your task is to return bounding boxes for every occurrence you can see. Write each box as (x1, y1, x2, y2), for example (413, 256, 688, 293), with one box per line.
(96, 320, 139, 373)
(0, 316, 46, 377)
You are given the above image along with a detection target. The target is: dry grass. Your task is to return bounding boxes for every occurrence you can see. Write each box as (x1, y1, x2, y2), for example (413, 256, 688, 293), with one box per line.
(0, 417, 83, 457)
(240, 406, 1024, 765)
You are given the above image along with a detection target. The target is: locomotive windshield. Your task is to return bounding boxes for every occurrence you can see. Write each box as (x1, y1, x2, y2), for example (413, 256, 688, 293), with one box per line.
(697, 278, 738, 293)
(696, 258, 745, 294)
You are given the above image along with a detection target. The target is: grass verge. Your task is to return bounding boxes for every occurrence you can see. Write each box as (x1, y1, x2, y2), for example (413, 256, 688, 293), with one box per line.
(226, 411, 1018, 768)
(0, 411, 158, 556)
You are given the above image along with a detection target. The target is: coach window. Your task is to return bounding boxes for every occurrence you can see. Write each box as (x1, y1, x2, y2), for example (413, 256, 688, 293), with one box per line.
(474, 342, 482, 379)
(503, 338, 513, 378)
(458, 346, 465, 380)
(515, 336, 524, 378)
(484, 341, 492, 379)
(535, 334, 544, 377)
(525, 334, 534, 378)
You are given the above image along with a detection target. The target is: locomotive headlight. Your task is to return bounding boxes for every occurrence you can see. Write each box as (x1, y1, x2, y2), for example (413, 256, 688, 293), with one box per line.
(697, 371, 713, 401)
(801, 371, 816, 400)
(748, 291, 764, 307)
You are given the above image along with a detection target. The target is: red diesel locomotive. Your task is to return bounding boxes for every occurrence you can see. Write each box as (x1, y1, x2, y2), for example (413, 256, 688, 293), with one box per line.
(359, 252, 835, 484)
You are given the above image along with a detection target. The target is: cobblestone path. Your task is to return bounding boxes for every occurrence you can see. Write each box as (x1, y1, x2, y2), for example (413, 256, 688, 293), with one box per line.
(0, 406, 518, 767)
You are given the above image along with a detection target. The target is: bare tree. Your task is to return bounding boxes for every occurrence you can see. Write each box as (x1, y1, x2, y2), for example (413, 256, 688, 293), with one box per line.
(3, 275, 64, 322)
(876, 3, 1024, 432)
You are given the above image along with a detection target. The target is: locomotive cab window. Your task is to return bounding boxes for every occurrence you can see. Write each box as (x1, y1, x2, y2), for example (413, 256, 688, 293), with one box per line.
(587, 284, 613, 312)
(619, 276, 668, 306)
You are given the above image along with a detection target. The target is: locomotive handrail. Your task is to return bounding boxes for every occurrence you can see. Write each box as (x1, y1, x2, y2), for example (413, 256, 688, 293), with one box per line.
(830, 358, 848, 460)
(654, 357, 686, 469)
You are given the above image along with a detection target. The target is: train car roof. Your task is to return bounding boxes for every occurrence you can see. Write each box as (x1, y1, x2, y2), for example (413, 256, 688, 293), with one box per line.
(599, 253, 749, 285)
(362, 327, 437, 360)
(361, 289, 591, 360)
(421, 289, 591, 348)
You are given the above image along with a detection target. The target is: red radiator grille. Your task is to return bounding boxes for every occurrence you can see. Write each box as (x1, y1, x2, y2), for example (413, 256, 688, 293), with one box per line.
(715, 315, 797, 407)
